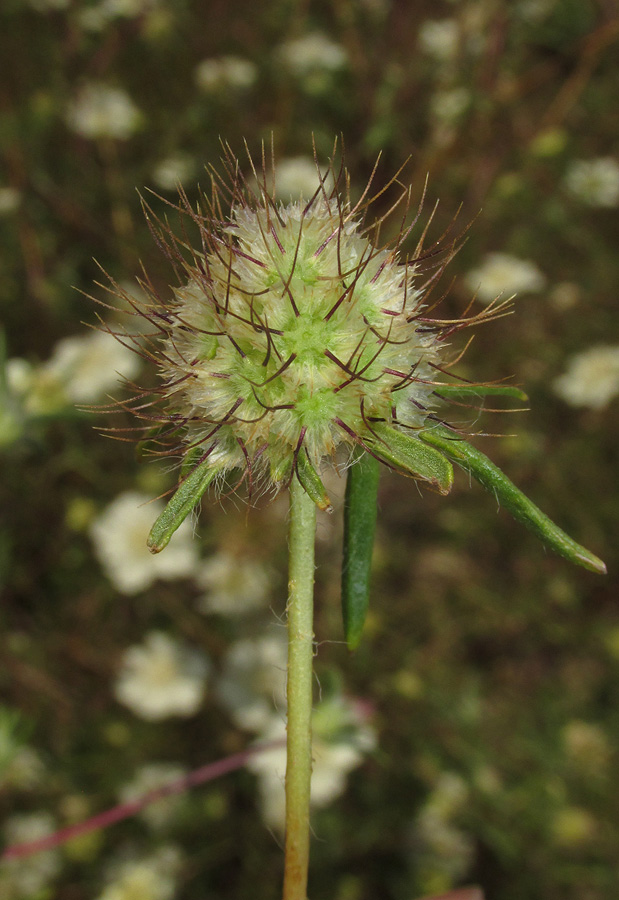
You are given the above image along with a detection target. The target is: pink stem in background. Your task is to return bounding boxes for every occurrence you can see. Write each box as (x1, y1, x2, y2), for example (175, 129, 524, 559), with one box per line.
(1, 739, 284, 862)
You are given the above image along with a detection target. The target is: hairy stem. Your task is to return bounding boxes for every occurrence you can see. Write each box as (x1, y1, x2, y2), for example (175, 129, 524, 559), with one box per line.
(283, 475, 316, 900)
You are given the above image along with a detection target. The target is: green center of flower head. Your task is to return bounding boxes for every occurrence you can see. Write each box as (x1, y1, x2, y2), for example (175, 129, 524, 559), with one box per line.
(154, 175, 443, 491)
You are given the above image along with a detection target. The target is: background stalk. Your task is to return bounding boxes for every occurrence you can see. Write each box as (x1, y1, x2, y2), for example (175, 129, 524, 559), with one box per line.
(283, 475, 317, 900)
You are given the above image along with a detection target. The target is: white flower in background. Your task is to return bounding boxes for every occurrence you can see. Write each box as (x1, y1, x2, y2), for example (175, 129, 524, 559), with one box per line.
(100, 0, 160, 18)
(114, 631, 209, 721)
(517, 0, 557, 24)
(278, 33, 347, 93)
(97, 845, 181, 900)
(553, 345, 619, 410)
(26, 0, 70, 10)
(3, 330, 140, 424)
(564, 157, 619, 208)
(272, 157, 329, 201)
(0, 746, 45, 790)
(5, 358, 34, 397)
(216, 633, 288, 731)
(42, 329, 142, 403)
(77, 0, 159, 30)
(0, 187, 21, 215)
(90, 491, 198, 595)
(550, 806, 597, 848)
(465, 252, 546, 304)
(418, 19, 459, 62)
(412, 810, 474, 882)
(410, 771, 474, 883)
(119, 762, 187, 829)
(247, 695, 376, 830)
(562, 720, 610, 774)
(423, 771, 469, 819)
(2, 812, 61, 898)
(429, 87, 470, 126)
(1, 359, 33, 446)
(195, 56, 257, 93)
(195, 551, 271, 616)
(66, 83, 142, 140)
(151, 153, 195, 191)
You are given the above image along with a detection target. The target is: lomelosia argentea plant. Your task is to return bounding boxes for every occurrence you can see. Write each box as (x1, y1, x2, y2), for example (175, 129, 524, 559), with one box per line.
(95, 142, 606, 900)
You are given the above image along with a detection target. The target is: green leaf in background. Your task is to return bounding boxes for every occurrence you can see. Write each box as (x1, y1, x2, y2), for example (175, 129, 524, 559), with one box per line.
(419, 425, 607, 574)
(369, 422, 454, 495)
(147, 454, 223, 553)
(342, 449, 380, 651)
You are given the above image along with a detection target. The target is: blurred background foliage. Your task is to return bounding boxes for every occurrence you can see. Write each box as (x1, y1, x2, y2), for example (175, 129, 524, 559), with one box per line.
(1, 0, 618, 898)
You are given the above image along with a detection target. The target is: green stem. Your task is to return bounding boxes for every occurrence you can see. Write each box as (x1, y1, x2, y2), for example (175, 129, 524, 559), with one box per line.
(283, 475, 316, 900)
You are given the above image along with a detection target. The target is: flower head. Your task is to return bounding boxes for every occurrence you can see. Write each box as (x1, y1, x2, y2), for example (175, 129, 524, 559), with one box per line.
(111, 146, 484, 500)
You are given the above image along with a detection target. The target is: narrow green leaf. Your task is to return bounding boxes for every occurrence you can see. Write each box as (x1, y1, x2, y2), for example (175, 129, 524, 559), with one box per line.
(342, 449, 380, 650)
(369, 422, 454, 495)
(435, 384, 529, 403)
(147, 455, 221, 553)
(419, 425, 607, 575)
(296, 451, 333, 511)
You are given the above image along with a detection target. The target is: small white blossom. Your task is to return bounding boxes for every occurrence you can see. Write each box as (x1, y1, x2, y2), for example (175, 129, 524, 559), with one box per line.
(423, 771, 470, 819)
(97, 845, 181, 900)
(114, 631, 209, 721)
(90, 491, 198, 595)
(562, 720, 610, 774)
(0, 187, 21, 215)
(42, 329, 141, 403)
(195, 551, 271, 615)
(194, 56, 257, 93)
(564, 157, 619, 208)
(247, 696, 375, 830)
(516, 0, 557, 23)
(412, 810, 474, 881)
(272, 157, 329, 201)
(278, 33, 347, 93)
(216, 634, 288, 731)
(5, 358, 34, 397)
(410, 772, 474, 883)
(550, 807, 597, 848)
(553, 345, 619, 410)
(465, 252, 546, 304)
(0, 746, 45, 790)
(25, 0, 70, 10)
(151, 154, 195, 191)
(77, 0, 158, 30)
(66, 83, 142, 140)
(119, 762, 187, 829)
(430, 87, 470, 126)
(418, 19, 459, 61)
(2, 812, 62, 898)
(101, 0, 160, 18)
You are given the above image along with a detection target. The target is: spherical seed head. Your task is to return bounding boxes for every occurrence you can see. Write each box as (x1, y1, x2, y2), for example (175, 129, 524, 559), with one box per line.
(120, 146, 470, 495)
